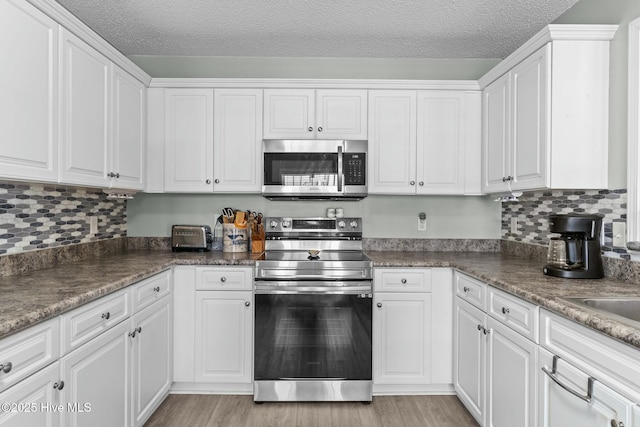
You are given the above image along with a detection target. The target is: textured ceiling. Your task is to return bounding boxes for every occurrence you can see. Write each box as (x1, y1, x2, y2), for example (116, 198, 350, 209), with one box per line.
(55, 0, 579, 59)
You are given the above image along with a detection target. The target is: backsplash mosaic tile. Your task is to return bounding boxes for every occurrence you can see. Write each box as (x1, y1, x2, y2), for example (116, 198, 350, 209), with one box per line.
(501, 189, 628, 260)
(0, 181, 127, 256)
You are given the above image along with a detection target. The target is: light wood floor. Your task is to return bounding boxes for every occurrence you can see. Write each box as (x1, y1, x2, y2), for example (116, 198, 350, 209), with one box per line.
(144, 394, 479, 427)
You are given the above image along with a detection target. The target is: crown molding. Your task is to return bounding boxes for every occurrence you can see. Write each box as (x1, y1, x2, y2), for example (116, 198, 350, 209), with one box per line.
(26, 0, 151, 86)
(478, 24, 618, 88)
(148, 78, 480, 90)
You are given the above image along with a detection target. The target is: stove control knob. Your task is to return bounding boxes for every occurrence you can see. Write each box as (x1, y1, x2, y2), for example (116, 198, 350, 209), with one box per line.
(350, 220, 359, 229)
(281, 219, 291, 228)
(337, 220, 346, 229)
(269, 220, 278, 229)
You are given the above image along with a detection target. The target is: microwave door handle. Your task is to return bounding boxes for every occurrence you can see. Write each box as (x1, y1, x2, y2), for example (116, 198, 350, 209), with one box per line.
(337, 145, 343, 192)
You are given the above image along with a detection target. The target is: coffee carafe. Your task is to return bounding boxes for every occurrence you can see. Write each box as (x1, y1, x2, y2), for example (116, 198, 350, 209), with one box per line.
(543, 213, 604, 279)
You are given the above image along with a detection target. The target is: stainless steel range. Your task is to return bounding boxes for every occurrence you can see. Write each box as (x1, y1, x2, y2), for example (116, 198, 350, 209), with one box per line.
(253, 217, 373, 402)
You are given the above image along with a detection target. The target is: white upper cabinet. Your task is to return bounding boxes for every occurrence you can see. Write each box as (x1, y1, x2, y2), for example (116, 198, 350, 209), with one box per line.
(164, 89, 214, 192)
(369, 90, 481, 195)
(263, 89, 367, 139)
(0, 0, 59, 183)
(111, 67, 146, 190)
(59, 28, 111, 188)
(213, 89, 263, 192)
(482, 26, 617, 193)
(368, 90, 417, 194)
(417, 91, 481, 195)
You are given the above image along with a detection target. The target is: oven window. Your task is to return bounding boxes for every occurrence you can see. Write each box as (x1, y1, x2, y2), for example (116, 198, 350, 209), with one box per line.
(254, 294, 372, 380)
(264, 153, 338, 186)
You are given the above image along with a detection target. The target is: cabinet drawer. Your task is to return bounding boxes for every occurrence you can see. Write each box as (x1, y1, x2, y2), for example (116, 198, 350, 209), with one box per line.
(61, 288, 130, 354)
(454, 271, 486, 310)
(132, 269, 172, 312)
(0, 317, 60, 393)
(374, 269, 432, 292)
(487, 287, 538, 342)
(540, 309, 640, 403)
(195, 267, 252, 291)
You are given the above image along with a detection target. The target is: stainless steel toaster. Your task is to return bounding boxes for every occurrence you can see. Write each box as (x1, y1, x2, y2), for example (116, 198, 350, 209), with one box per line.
(171, 225, 212, 252)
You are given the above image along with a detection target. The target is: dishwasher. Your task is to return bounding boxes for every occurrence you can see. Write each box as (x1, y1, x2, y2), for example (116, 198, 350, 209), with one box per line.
(539, 347, 636, 427)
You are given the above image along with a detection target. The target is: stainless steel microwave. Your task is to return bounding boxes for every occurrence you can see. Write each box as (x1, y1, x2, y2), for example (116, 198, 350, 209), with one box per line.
(262, 139, 367, 200)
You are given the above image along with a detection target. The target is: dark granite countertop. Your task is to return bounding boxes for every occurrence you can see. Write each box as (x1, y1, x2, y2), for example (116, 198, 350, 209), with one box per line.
(1, 250, 639, 351)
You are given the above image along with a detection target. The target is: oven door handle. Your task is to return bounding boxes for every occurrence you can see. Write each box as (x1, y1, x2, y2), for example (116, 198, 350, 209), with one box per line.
(337, 145, 343, 193)
(255, 281, 372, 295)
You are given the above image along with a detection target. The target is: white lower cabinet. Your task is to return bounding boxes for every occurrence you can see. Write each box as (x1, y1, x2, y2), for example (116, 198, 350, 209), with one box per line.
(130, 296, 172, 427)
(0, 362, 61, 427)
(486, 317, 537, 427)
(173, 266, 253, 393)
(454, 271, 538, 427)
(194, 291, 253, 385)
(59, 320, 130, 427)
(373, 268, 453, 394)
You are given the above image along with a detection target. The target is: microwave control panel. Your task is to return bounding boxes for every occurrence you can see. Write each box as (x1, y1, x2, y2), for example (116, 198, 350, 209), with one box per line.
(344, 153, 366, 185)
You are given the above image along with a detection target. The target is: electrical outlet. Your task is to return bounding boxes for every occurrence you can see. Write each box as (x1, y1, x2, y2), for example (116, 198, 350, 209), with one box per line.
(510, 217, 518, 234)
(418, 212, 427, 231)
(90, 216, 98, 235)
(612, 222, 626, 247)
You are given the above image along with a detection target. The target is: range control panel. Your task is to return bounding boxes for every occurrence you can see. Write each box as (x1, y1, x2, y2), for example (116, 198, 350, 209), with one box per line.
(265, 217, 363, 234)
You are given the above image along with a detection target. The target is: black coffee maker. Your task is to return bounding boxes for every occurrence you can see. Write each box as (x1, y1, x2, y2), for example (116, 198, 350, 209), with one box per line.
(543, 213, 604, 279)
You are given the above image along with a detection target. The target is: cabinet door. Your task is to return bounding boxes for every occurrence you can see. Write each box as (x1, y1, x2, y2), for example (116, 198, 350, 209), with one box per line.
(164, 89, 214, 192)
(482, 73, 510, 193)
(511, 45, 549, 191)
(60, 321, 129, 427)
(417, 91, 466, 194)
(0, 362, 61, 427)
(368, 91, 417, 194)
(373, 292, 431, 385)
(194, 291, 253, 384)
(131, 297, 172, 427)
(263, 89, 315, 139)
(454, 297, 486, 425)
(486, 317, 537, 427)
(0, 0, 58, 182)
(111, 66, 145, 190)
(60, 29, 110, 187)
(316, 90, 367, 139)
(213, 89, 262, 192)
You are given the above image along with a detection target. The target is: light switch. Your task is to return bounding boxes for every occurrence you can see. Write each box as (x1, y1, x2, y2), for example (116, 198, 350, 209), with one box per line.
(90, 216, 98, 235)
(612, 222, 626, 247)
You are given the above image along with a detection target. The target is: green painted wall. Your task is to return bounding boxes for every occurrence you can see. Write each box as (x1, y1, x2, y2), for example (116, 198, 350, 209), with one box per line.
(128, 56, 500, 80)
(127, 193, 501, 238)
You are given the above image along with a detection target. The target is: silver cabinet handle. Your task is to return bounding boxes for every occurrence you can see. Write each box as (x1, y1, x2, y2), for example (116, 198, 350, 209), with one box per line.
(463, 286, 470, 293)
(244, 301, 251, 307)
(611, 420, 624, 427)
(53, 381, 64, 390)
(102, 312, 110, 320)
(206, 179, 211, 184)
(129, 326, 142, 338)
(317, 127, 323, 132)
(308, 127, 313, 132)
(502, 307, 510, 314)
(153, 286, 160, 292)
(401, 278, 407, 284)
(477, 324, 483, 331)
(0, 362, 12, 374)
(483, 327, 490, 335)
(542, 355, 594, 403)
(419, 181, 424, 186)
(214, 179, 220, 184)
(377, 303, 382, 308)
(220, 277, 226, 282)
(410, 181, 416, 185)
(115, 173, 120, 179)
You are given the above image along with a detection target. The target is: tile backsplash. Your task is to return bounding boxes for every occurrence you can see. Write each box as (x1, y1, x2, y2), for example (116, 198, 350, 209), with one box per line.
(0, 181, 127, 255)
(502, 189, 628, 259)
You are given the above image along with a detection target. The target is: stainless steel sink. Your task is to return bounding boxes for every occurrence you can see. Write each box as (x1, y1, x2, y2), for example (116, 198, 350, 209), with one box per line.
(562, 297, 640, 328)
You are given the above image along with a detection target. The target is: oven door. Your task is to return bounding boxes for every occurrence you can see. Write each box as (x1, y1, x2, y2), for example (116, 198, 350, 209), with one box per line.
(254, 281, 372, 401)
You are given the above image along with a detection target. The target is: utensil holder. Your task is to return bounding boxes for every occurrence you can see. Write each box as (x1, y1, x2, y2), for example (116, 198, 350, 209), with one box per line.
(223, 224, 248, 252)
